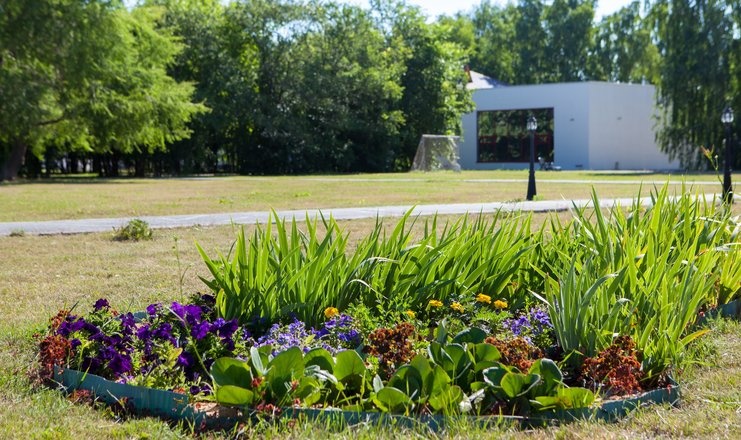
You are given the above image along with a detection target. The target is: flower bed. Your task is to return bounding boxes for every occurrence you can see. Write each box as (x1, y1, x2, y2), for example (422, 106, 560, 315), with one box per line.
(35, 189, 740, 430)
(39, 295, 688, 429)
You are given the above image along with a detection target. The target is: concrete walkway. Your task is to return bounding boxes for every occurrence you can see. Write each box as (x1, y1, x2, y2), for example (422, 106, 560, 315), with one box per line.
(0, 194, 730, 237)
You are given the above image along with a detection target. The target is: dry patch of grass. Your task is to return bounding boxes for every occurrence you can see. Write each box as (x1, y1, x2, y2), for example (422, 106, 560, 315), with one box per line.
(0, 172, 729, 221)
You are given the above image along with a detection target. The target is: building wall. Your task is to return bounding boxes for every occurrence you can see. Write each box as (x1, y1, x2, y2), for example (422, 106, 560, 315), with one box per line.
(460, 82, 678, 171)
(586, 82, 677, 170)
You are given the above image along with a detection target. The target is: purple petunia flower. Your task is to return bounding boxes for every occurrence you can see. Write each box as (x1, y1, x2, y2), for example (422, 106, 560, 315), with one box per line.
(211, 318, 239, 339)
(107, 352, 133, 377)
(152, 322, 177, 345)
(313, 327, 330, 339)
(530, 308, 552, 328)
(136, 324, 151, 340)
(177, 351, 195, 369)
(170, 302, 186, 319)
(170, 302, 204, 326)
(93, 298, 110, 311)
(338, 329, 361, 345)
(81, 356, 102, 372)
(119, 313, 136, 331)
(146, 303, 160, 316)
(57, 319, 86, 337)
(191, 321, 212, 340)
(105, 334, 123, 347)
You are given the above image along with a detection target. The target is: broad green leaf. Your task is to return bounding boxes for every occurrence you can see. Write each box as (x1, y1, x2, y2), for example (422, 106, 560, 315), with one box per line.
(334, 350, 366, 382)
(293, 376, 322, 400)
(267, 347, 305, 381)
(428, 385, 464, 413)
(500, 373, 540, 399)
(250, 346, 267, 377)
(472, 343, 501, 365)
(528, 358, 563, 391)
(215, 385, 254, 406)
(388, 365, 424, 401)
(373, 387, 413, 413)
(210, 357, 252, 388)
(482, 365, 508, 388)
(452, 327, 487, 344)
(304, 348, 335, 373)
(444, 343, 472, 381)
(556, 387, 595, 408)
(430, 365, 452, 396)
(533, 387, 595, 410)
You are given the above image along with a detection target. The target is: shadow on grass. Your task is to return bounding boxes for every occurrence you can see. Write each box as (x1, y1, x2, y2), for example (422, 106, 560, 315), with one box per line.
(2, 174, 237, 185)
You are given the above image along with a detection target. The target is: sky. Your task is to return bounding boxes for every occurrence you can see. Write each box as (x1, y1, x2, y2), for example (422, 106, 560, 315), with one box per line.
(345, 0, 636, 21)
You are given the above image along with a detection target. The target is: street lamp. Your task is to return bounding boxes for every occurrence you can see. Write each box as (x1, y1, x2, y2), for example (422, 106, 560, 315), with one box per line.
(526, 114, 537, 201)
(722, 104, 734, 204)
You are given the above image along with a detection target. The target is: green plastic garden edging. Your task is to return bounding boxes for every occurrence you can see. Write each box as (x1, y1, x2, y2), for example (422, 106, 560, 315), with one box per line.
(52, 298, 741, 431)
(52, 366, 680, 430)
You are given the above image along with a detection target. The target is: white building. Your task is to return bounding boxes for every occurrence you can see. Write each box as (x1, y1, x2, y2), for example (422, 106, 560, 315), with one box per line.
(460, 74, 679, 171)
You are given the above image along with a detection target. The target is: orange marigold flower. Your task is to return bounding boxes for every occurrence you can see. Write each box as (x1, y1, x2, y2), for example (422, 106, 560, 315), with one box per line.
(324, 307, 339, 319)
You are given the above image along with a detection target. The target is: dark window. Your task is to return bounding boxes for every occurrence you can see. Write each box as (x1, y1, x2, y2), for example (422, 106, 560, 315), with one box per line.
(477, 108, 554, 163)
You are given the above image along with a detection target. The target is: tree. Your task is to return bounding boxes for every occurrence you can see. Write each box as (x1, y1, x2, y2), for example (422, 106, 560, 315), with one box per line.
(290, 3, 406, 172)
(371, 0, 474, 167)
(589, 1, 659, 83)
(466, 1, 519, 84)
(150, 0, 246, 174)
(514, 0, 549, 84)
(543, 0, 595, 82)
(0, 0, 204, 180)
(651, 0, 737, 168)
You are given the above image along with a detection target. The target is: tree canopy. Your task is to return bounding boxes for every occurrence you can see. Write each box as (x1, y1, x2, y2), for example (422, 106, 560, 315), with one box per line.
(0, 0, 206, 180)
(1, 0, 738, 178)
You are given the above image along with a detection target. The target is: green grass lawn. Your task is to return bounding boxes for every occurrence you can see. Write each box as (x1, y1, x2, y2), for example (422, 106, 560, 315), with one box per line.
(1, 173, 740, 438)
(0, 170, 735, 221)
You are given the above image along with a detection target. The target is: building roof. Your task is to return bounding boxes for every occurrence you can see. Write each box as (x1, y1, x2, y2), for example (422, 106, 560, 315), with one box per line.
(466, 70, 507, 90)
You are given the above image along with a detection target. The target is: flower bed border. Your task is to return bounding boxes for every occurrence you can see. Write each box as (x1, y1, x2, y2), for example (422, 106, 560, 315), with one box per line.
(51, 298, 741, 431)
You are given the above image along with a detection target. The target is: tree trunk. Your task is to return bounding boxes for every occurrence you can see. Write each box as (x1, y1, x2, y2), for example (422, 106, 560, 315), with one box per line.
(1, 139, 27, 181)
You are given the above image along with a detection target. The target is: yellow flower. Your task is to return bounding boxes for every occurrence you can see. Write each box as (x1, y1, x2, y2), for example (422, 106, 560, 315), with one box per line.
(324, 307, 339, 319)
(428, 299, 443, 308)
(476, 293, 491, 304)
(405, 310, 416, 319)
(451, 302, 464, 313)
(493, 300, 508, 310)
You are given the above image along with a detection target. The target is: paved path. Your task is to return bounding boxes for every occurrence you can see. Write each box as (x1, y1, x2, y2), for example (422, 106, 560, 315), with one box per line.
(0, 194, 730, 236)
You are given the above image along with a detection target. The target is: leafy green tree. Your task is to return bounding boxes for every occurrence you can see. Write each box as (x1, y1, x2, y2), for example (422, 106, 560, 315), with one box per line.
(148, 0, 247, 174)
(466, 1, 519, 84)
(514, 0, 549, 84)
(290, 3, 406, 172)
(589, 1, 659, 83)
(543, 0, 595, 82)
(0, 0, 205, 180)
(372, 0, 474, 168)
(651, 0, 737, 168)
(219, 0, 312, 174)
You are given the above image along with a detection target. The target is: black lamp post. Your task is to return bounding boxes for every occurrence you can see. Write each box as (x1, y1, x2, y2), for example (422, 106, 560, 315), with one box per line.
(722, 104, 734, 204)
(526, 114, 537, 201)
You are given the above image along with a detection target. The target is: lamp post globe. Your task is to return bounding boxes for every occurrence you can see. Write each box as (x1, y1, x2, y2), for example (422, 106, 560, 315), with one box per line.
(722, 105, 734, 204)
(526, 115, 537, 201)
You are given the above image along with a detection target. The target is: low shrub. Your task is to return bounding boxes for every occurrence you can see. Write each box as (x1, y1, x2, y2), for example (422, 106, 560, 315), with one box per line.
(113, 218, 153, 241)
